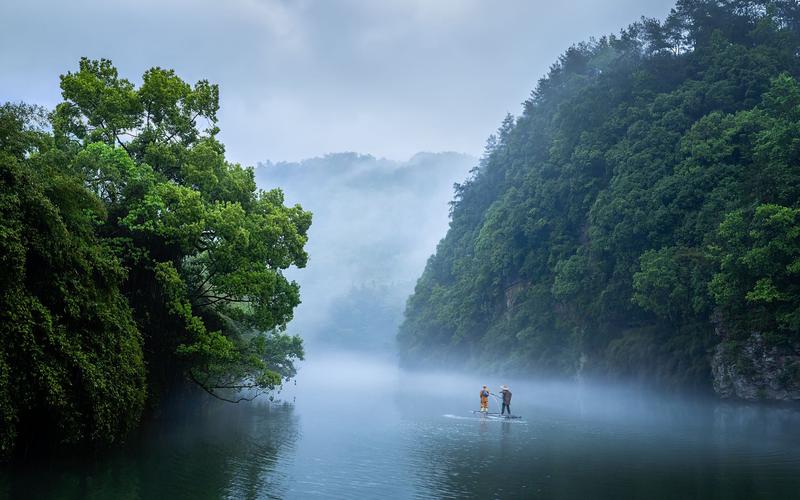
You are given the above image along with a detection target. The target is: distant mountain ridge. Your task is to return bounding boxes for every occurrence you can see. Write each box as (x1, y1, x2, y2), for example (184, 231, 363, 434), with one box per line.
(255, 151, 475, 352)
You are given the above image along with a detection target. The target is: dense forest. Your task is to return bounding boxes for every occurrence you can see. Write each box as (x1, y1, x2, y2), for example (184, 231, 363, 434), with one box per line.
(399, 0, 800, 399)
(0, 60, 310, 458)
(256, 152, 473, 352)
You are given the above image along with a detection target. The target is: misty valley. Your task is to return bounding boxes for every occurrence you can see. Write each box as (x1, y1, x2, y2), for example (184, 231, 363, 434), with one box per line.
(3, 0, 800, 498)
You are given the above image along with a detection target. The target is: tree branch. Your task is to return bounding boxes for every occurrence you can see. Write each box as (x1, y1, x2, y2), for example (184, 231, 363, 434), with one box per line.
(162, 111, 203, 144)
(188, 371, 263, 404)
(113, 131, 132, 156)
(195, 294, 252, 307)
(190, 269, 219, 299)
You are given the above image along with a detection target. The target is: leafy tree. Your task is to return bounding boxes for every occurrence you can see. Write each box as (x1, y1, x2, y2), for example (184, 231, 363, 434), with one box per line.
(1, 59, 311, 457)
(710, 204, 800, 342)
(633, 247, 713, 322)
(53, 58, 311, 401)
(0, 104, 145, 456)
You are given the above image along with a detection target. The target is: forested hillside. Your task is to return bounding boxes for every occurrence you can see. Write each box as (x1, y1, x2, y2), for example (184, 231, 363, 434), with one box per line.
(0, 60, 309, 458)
(399, 0, 800, 399)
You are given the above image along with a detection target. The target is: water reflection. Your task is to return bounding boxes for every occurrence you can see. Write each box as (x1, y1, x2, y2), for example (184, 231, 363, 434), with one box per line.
(1, 397, 299, 499)
(403, 376, 800, 500)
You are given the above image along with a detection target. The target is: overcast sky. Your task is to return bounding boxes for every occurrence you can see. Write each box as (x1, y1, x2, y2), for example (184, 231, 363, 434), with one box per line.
(1, 0, 675, 164)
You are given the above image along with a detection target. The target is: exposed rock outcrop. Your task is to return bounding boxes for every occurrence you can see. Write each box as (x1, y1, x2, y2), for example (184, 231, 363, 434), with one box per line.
(504, 281, 530, 310)
(712, 332, 800, 401)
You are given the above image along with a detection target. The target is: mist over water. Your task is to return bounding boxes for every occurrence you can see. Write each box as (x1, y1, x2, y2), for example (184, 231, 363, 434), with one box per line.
(255, 152, 475, 352)
(4, 353, 799, 499)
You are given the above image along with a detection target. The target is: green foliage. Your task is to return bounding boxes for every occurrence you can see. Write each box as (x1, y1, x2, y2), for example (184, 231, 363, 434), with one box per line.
(633, 247, 712, 322)
(1, 59, 310, 457)
(400, 0, 800, 387)
(0, 103, 145, 456)
(53, 58, 310, 399)
(710, 204, 800, 340)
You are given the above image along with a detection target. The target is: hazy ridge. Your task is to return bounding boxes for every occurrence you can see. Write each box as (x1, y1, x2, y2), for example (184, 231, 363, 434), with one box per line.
(256, 152, 475, 352)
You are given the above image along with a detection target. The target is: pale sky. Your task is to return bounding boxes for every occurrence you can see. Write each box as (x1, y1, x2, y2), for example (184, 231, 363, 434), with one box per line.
(1, 0, 676, 164)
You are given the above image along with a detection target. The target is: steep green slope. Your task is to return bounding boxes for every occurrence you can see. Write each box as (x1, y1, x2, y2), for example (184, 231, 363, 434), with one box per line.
(399, 0, 800, 398)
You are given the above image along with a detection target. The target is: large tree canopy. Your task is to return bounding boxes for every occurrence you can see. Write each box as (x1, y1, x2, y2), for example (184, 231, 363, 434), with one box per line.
(1, 60, 311, 457)
(55, 57, 311, 399)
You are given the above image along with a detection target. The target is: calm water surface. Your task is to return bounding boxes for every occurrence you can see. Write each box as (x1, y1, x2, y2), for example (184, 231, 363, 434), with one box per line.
(2, 351, 800, 499)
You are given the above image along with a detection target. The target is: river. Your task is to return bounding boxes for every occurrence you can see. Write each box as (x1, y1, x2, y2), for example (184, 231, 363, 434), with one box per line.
(2, 351, 800, 499)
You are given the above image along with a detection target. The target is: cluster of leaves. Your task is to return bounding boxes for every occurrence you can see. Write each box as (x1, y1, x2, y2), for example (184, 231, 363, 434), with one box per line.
(400, 0, 800, 389)
(0, 104, 145, 455)
(1, 60, 311, 457)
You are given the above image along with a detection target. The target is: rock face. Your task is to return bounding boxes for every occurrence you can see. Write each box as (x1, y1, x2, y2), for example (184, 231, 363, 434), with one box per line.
(504, 281, 530, 310)
(711, 332, 800, 401)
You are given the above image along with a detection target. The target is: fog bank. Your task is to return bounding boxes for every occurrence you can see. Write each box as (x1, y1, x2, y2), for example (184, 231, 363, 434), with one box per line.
(255, 151, 475, 352)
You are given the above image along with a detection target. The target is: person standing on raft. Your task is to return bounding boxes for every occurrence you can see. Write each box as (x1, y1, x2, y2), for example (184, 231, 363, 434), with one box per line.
(480, 385, 490, 412)
(500, 385, 512, 415)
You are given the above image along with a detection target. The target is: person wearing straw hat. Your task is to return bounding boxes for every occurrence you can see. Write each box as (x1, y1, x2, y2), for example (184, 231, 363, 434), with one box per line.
(479, 385, 490, 412)
(499, 385, 512, 416)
